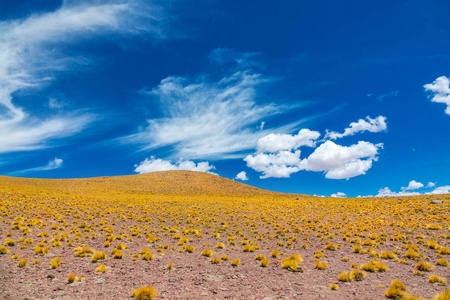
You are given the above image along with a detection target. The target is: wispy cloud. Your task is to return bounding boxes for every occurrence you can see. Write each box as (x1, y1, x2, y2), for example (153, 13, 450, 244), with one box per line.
(122, 49, 310, 160)
(0, 0, 166, 155)
(10, 157, 63, 175)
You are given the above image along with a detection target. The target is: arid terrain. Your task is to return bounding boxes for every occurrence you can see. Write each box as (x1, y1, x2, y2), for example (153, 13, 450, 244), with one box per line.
(0, 171, 449, 300)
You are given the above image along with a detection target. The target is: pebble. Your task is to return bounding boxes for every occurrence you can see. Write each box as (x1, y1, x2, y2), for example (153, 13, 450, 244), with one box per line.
(47, 275, 55, 279)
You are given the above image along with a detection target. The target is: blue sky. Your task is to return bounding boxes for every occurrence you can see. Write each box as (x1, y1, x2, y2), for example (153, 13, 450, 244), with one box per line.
(1, 0, 449, 197)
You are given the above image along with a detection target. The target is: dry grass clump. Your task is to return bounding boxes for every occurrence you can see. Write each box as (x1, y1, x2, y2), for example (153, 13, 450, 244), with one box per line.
(416, 261, 434, 272)
(315, 261, 328, 270)
(67, 273, 76, 283)
(437, 259, 448, 266)
(433, 290, 450, 300)
(51, 257, 61, 269)
(201, 249, 213, 257)
(210, 257, 221, 264)
(75, 247, 95, 257)
(215, 243, 225, 249)
(91, 251, 106, 263)
(96, 264, 107, 273)
(0, 246, 10, 254)
(381, 251, 396, 260)
(338, 269, 365, 282)
(142, 251, 155, 261)
(111, 249, 123, 259)
(183, 245, 195, 253)
(260, 257, 269, 267)
(361, 259, 388, 272)
(281, 254, 303, 272)
(385, 279, 407, 299)
(429, 275, 446, 286)
(221, 254, 229, 260)
(330, 284, 338, 290)
(18, 258, 28, 268)
(271, 249, 279, 258)
(132, 286, 157, 300)
(405, 249, 420, 260)
(231, 258, 240, 266)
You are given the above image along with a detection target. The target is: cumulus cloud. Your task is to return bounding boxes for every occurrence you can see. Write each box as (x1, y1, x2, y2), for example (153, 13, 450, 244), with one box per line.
(426, 185, 450, 195)
(134, 157, 216, 174)
(235, 171, 249, 181)
(325, 116, 387, 140)
(374, 182, 450, 197)
(300, 141, 383, 179)
(121, 49, 309, 160)
(244, 150, 303, 178)
(424, 76, 450, 115)
(0, 0, 165, 155)
(256, 129, 320, 153)
(244, 114, 386, 179)
(331, 192, 346, 198)
(376, 187, 420, 197)
(427, 182, 436, 188)
(402, 180, 424, 191)
(11, 157, 63, 174)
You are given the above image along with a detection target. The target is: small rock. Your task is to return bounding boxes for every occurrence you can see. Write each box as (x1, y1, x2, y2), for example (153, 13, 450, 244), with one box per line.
(47, 275, 55, 279)
(431, 200, 443, 204)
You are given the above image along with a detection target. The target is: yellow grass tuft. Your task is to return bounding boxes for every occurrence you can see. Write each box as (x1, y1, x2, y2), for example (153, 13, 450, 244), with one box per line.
(211, 257, 221, 264)
(215, 243, 225, 249)
(260, 258, 269, 267)
(429, 275, 446, 286)
(271, 249, 279, 258)
(0, 246, 10, 254)
(437, 259, 448, 266)
(315, 261, 328, 270)
(201, 249, 213, 257)
(330, 284, 338, 290)
(51, 257, 61, 269)
(67, 273, 76, 283)
(221, 254, 229, 260)
(433, 290, 450, 300)
(132, 286, 157, 300)
(385, 279, 407, 299)
(18, 258, 28, 268)
(231, 258, 240, 266)
(96, 264, 107, 273)
(281, 254, 303, 272)
(142, 252, 155, 261)
(416, 261, 434, 272)
(91, 251, 106, 263)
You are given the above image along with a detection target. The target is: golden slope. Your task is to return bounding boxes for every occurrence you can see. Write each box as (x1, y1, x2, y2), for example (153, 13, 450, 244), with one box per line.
(0, 171, 291, 197)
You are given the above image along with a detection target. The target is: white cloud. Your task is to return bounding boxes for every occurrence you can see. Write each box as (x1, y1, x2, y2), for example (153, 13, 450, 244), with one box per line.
(244, 150, 303, 178)
(331, 192, 346, 198)
(256, 129, 320, 153)
(427, 182, 436, 188)
(426, 185, 450, 195)
(376, 187, 420, 197)
(325, 116, 387, 140)
(0, 1, 165, 155)
(235, 171, 249, 181)
(424, 76, 450, 115)
(300, 141, 383, 179)
(134, 157, 216, 174)
(402, 180, 424, 191)
(11, 157, 63, 174)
